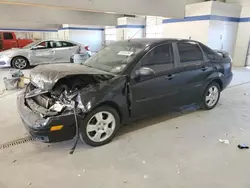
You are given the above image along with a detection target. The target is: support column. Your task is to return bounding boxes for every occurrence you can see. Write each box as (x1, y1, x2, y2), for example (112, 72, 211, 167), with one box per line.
(116, 17, 145, 40)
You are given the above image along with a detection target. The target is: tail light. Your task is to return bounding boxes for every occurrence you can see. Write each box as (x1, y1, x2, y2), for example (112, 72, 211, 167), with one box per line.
(85, 46, 89, 51)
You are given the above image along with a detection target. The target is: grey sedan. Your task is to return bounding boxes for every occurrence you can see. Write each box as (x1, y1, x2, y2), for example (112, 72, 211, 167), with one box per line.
(0, 39, 83, 69)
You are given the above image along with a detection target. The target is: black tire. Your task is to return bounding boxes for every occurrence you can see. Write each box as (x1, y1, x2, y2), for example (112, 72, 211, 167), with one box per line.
(201, 82, 221, 110)
(79, 106, 120, 147)
(12, 56, 29, 69)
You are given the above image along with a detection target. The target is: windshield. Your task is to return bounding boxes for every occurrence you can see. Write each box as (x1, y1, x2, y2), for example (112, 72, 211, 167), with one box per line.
(22, 40, 41, 49)
(83, 42, 145, 73)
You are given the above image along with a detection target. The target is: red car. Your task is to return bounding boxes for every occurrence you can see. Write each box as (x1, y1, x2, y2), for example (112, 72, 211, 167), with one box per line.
(0, 32, 33, 52)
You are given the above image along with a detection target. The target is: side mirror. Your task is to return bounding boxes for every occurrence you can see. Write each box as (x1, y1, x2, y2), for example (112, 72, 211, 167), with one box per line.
(136, 67, 155, 76)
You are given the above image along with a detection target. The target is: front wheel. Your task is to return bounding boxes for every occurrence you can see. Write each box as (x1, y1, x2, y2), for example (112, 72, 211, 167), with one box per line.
(201, 82, 221, 110)
(12, 57, 29, 69)
(80, 106, 120, 146)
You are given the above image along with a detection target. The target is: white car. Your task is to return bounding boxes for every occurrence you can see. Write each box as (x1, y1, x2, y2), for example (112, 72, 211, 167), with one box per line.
(0, 39, 87, 69)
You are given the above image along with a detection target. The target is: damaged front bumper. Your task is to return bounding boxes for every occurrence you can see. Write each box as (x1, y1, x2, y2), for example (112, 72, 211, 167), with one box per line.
(17, 92, 77, 143)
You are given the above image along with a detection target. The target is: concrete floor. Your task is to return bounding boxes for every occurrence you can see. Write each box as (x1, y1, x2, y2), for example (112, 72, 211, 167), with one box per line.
(0, 67, 250, 188)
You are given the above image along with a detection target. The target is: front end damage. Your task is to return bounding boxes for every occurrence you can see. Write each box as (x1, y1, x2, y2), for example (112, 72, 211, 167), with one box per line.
(17, 66, 114, 143)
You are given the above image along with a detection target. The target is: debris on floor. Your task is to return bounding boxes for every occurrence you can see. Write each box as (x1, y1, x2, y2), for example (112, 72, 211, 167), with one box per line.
(28, 182, 32, 186)
(244, 93, 250, 96)
(78, 174, 81, 177)
(143, 174, 149, 179)
(142, 160, 146, 164)
(238, 144, 249, 149)
(219, 139, 230, 144)
(12, 160, 17, 163)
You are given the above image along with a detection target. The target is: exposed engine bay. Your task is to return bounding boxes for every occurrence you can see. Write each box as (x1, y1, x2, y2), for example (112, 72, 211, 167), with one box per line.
(25, 74, 113, 117)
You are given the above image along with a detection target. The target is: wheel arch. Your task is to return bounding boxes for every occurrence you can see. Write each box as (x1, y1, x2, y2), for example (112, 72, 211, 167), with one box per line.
(11, 55, 30, 68)
(95, 101, 123, 124)
(212, 78, 223, 90)
(206, 72, 224, 90)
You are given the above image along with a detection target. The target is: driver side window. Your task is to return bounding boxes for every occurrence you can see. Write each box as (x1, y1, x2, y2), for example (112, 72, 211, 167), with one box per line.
(35, 41, 55, 50)
(140, 44, 174, 74)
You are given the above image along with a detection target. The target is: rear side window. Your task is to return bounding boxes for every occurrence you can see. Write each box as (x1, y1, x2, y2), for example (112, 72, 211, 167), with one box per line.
(55, 41, 75, 48)
(177, 42, 203, 63)
(3, 33, 13, 40)
(62, 41, 75, 47)
(141, 44, 174, 73)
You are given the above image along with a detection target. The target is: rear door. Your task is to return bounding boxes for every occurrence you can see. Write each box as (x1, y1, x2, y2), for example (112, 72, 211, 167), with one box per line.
(53, 41, 79, 63)
(130, 43, 183, 118)
(175, 41, 214, 105)
(3, 32, 17, 50)
(30, 40, 55, 65)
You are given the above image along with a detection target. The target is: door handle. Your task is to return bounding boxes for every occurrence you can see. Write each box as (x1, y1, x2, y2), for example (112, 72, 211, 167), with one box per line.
(201, 66, 208, 71)
(165, 74, 175, 80)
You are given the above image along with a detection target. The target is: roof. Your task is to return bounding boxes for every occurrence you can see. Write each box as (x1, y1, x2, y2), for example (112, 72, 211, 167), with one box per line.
(115, 38, 199, 47)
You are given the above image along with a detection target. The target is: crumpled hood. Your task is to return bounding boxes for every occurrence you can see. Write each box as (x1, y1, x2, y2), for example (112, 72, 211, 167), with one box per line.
(30, 63, 114, 91)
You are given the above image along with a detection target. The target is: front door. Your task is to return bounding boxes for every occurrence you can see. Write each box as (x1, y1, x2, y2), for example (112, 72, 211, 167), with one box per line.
(130, 43, 182, 118)
(30, 41, 55, 65)
(53, 41, 79, 63)
(175, 42, 214, 106)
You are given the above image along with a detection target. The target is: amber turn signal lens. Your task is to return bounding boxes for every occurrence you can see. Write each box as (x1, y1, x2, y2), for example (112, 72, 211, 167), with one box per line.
(50, 125, 64, 132)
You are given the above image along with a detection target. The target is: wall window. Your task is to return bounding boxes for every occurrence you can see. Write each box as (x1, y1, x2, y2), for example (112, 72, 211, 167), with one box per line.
(177, 42, 203, 62)
(145, 16, 163, 38)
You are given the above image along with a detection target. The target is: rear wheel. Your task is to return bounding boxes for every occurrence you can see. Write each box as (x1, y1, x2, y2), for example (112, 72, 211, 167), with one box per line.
(201, 82, 221, 110)
(79, 106, 120, 146)
(12, 57, 29, 69)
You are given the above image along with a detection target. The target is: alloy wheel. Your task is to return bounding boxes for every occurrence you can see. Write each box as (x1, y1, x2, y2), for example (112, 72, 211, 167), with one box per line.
(86, 111, 116, 142)
(14, 58, 27, 69)
(205, 86, 219, 107)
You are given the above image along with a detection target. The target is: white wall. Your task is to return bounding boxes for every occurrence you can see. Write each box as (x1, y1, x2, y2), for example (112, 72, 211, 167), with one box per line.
(207, 20, 239, 56)
(162, 2, 212, 44)
(62, 25, 104, 52)
(207, 2, 241, 57)
(163, 21, 210, 44)
(146, 16, 164, 38)
(162, 1, 244, 66)
(116, 17, 145, 40)
(185, 1, 212, 16)
(211, 1, 241, 16)
(233, 5, 250, 66)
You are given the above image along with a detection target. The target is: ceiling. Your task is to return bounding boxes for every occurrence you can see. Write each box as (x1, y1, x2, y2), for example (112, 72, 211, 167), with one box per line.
(0, 0, 186, 18)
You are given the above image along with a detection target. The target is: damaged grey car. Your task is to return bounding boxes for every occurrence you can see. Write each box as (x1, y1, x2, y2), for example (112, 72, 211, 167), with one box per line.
(17, 39, 233, 146)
